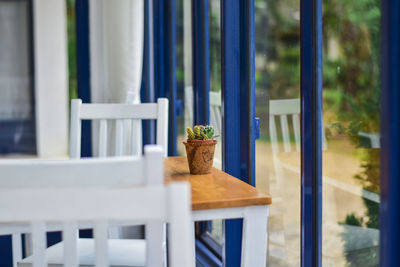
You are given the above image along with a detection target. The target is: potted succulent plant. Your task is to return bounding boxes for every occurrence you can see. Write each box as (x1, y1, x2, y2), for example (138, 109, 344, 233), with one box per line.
(183, 125, 217, 174)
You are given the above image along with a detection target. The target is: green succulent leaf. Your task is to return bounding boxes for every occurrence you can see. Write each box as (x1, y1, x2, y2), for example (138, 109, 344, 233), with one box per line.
(187, 125, 215, 140)
(186, 126, 195, 140)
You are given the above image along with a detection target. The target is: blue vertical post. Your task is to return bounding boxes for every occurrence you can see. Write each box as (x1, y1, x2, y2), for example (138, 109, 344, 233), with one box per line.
(76, 0, 92, 157)
(221, 0, 255, 266)
(380, 0, 400, 266)
(192, 0, 210, 125)
(153, 0, 177, 156)
(141, 0, 156, 145)
(166, 0, 177, 156)
(300, 0, 323, 265)
(76, 0, 93, 239)
(153, 0, 165, 99)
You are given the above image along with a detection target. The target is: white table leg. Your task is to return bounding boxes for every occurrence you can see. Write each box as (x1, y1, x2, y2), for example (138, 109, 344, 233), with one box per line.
(241, 205, 269, 267)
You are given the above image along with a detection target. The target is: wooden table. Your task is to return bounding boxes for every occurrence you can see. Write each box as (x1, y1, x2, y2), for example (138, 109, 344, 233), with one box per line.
(165, 157, 272, 267)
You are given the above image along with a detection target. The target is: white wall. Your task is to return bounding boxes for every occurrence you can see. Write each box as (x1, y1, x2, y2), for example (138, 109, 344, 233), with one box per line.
(33, 0, 69, 157)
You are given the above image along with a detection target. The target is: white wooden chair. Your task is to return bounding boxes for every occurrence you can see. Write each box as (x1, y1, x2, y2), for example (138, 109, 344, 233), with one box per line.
(70, 98, 168, 242)
(183, 86, 221, 136)
(70, 98, 169, 158)
(0, 146, 181, 267)
(0, 180, 194, 267)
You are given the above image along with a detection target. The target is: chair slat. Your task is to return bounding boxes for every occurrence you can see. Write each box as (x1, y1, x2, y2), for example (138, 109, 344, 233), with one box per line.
(322, 125, 328, 150)
(131, 119, 142, 156)
(292, 113, 301, 152)
(11, 234, 22, 267)
(94, 221, 109, 267)
(215, 107, 222, 135)
(63, 221, 78, 267)
(99, 119, 108, 157)
(269, 115, 279, 154)
(122, 120, 129, 154)
(209, 91, 222, 135)
(156, 99, 169, 156)
(70, 99, 82, 159)
(115, 120, 124, 156)
(0, 157, 144, 188)
(280, 115, 291, 152)
(269, 99, 300, 115)
(31, 222, 46, 267)
(70, 98, 169, 158)
(79, 103, 158, 120)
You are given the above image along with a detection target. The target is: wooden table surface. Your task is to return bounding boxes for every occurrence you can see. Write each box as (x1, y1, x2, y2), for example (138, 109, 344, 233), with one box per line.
(164, 157, 272, 210)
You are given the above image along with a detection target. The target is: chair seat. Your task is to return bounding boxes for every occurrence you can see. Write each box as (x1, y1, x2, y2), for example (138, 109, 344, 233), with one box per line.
(18, 238, 146, 267)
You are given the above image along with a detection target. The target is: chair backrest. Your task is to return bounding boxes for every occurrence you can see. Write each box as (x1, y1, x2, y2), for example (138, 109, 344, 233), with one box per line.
(358, 131, 380, 148)
(269, 98, 327, 155)
(0, 145, 164, 188)
(70, 98, 168, 158)
(0, 145, 194, 267)
(0, 183, 193, 267)
(184, 86, 222, 136)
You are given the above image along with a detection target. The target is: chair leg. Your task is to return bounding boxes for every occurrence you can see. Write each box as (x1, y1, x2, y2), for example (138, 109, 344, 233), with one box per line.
(241, 205, 269, 267)
(146, 221, 165, 267)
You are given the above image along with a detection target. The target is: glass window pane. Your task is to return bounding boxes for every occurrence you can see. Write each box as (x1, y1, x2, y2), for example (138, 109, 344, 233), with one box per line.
(0, 0, 36, 154)
(255, 0, 301, 265)
(322, 0, 380, 266)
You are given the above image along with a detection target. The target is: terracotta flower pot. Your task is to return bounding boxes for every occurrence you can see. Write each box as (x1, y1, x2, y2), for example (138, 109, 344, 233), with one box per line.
(183, 139, 217, 174)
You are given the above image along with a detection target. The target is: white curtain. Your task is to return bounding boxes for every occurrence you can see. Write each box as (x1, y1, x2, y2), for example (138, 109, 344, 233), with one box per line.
(90, 0, 144, 157)
(102, 0, 143, 104)
(90, 0, 144, 239)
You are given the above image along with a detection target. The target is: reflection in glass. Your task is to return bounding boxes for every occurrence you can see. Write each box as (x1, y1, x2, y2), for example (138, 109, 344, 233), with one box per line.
(322, 0, 380, 265)
(254, 0, 301, 265)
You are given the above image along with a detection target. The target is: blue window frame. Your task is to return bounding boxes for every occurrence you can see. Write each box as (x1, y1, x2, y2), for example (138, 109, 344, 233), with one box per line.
(300, 0, 323, 266)
(380, 0, 400, 266)
(192, 0, 210, 125)
(221, 0, 256, 266)
(141, 0, 156, 145)
(153, 0, 178, 156)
